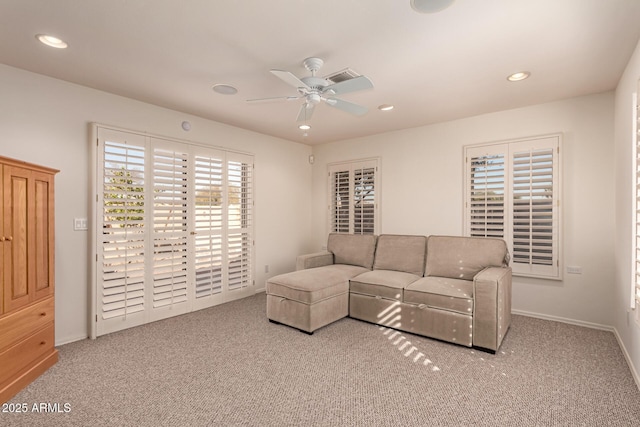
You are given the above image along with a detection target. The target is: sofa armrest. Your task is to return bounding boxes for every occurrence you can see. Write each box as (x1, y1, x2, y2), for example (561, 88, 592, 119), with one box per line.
(296, 251, 334, 271)
(472, 267, 512, 352)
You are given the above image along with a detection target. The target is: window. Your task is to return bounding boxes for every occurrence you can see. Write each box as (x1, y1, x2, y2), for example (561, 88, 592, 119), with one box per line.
(95, 126, 254, 336)
(328, 159, 379, 235)
(633, 91, 640, 320)
(464, 134, 561, 279)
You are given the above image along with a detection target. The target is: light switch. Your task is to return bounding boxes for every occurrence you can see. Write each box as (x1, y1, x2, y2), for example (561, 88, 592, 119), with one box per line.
(566, 266, 582, 274)
(74, 218, 88, 231)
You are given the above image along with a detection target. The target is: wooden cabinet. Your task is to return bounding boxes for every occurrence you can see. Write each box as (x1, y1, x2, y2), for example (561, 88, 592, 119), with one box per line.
(0, 155, 58, 404)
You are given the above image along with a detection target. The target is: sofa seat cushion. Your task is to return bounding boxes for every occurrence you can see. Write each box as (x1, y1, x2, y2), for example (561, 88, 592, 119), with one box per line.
(350, 270, 421, 301)
(404, 276, 474, 315)
(266, 264, 368, 304)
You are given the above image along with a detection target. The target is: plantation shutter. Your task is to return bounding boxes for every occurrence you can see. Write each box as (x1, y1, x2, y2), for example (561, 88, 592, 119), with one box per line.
(328, 159, 378, 235)
(227, 154, 253, 294)
(192, 151, 225, 309)
(330, 169, 350, 233)
(95, 125, 255, 336)
(634, 96, 640, 311)
(354, 166, 376, 234)
(464, 135, 561, 279)
(466, 145, 506, 239)
(98, 130, 147, 335)
(510, 140, 558, 277)
(150, 141, 190, 321)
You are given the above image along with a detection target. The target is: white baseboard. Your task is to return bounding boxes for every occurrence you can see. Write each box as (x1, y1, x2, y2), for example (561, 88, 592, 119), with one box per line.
(511, 309, 613, 331)
(512, 309, 640, 391)
(254, 287, 265, 294)
(56, 333, 89, 347)
(611, 327, 640, 391)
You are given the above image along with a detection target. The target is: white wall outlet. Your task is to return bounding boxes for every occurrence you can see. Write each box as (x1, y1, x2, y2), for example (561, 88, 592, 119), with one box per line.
(566, 266, 583, 274)
(264, 265, 269, 273)
(74, 218, 88, 231)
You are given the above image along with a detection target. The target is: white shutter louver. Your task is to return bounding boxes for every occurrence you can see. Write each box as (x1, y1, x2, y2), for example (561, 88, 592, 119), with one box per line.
(100, 138, 146, 327)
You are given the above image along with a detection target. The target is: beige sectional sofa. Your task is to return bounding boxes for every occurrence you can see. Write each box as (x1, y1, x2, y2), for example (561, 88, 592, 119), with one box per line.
(266, 233, 512, 353)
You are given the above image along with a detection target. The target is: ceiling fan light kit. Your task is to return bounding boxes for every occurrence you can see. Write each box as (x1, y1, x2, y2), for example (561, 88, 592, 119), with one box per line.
(247, 57, 374, 125)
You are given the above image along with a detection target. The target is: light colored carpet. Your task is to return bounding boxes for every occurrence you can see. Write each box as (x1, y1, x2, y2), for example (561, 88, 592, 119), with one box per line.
(4, 292, 640, 426)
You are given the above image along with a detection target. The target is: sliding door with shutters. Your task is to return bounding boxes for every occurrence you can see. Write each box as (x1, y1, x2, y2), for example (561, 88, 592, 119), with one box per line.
(464, 134, 561, 279)
(149, 139, 190, 322)
(190, 147, 254, 311)
(95, 126, 254, 336)
(226, 153, 254, 295)
(192, 149, 225, 310)
(98, 129, 147, 334)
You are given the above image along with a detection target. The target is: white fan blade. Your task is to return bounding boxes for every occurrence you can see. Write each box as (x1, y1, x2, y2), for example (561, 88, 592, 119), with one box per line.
(246, 95, 300, 104)
(270, 69, 311, 90)
(323, 76, 373, 96)
(296, 103, 315, 122)
(324, 97, 368, 116)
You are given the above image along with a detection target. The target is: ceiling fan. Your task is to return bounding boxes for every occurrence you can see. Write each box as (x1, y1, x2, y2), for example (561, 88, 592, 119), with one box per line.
(247, 57, 374, 123)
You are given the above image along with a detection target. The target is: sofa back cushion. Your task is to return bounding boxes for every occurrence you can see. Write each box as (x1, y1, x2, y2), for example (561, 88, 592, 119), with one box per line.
(327, 233, 377, 269)
(373, 234, 427, 276)
(425, 235, 508, 281)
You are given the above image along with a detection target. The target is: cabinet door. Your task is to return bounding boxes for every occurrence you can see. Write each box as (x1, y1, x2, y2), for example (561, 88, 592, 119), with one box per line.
(3, 166, 33, 312)
(0, 166, 3, 316)
(32, 171, 54, 301)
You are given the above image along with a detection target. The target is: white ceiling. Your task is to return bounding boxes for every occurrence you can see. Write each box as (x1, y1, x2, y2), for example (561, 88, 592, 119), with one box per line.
(1, 0, 640, 145)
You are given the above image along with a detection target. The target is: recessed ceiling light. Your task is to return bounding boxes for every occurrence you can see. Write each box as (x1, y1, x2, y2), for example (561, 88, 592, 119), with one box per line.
(507, 71, 531, 82)
(299, 124, 311, 130)
(378, 104, 394, 111)
(36, 34, 68, 49)
(410, 0, 455, 14)
(212, 84, 238, 95)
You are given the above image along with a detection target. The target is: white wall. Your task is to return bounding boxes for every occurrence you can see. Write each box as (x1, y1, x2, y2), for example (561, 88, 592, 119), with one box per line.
(0, 60, 623, 351)
(0, 64, 313, 345)
(614, 39, 640, 383)
(311, 92, 616, 327)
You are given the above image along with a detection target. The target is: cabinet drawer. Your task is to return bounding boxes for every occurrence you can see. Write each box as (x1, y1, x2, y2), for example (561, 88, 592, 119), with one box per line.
(0, 324, 54, 386)
(0, 297, 54, 352)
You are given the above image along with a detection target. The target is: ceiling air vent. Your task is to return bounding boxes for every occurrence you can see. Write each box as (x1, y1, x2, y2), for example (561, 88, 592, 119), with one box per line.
(324, 68, 361, 84)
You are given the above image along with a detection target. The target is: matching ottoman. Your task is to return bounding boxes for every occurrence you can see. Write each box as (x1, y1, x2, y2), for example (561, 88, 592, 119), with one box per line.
(266, 233, 377, 334)
(266, 264, 368, 333)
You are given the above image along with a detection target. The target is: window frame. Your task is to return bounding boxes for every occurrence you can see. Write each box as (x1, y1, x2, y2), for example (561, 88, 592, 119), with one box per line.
(631, 90, 639, 323)
(327, 158, 379, 235)
(464, 134, 562, 280)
